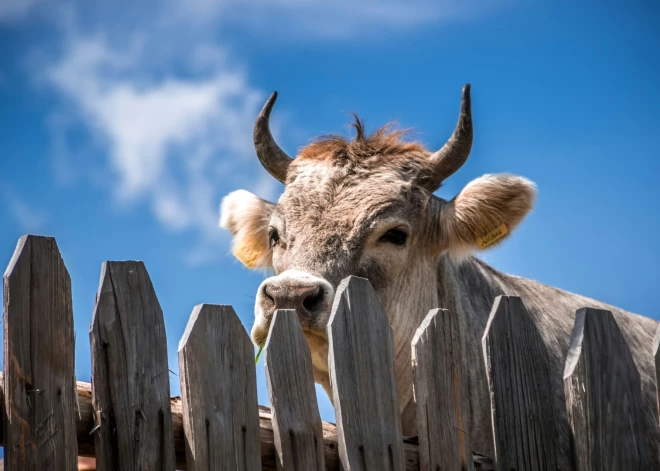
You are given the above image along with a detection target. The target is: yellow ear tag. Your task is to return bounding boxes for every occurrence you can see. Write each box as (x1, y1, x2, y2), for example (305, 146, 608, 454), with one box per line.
(476, 220, 508, 249)
(233, 242, 261, 269)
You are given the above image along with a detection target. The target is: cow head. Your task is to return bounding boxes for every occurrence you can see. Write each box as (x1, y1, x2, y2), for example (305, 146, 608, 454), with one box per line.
(220, 85, 536, 416)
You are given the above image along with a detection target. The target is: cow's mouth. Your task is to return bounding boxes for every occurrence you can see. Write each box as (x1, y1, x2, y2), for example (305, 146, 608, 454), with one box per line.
(250, 322, 270, 348)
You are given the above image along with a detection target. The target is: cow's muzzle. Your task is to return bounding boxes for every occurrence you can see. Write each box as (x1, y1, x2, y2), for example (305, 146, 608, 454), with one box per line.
(252, 270, 335, 345)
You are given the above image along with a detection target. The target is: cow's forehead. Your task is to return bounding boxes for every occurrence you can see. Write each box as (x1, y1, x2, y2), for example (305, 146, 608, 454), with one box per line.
(274, 160, 426, 234)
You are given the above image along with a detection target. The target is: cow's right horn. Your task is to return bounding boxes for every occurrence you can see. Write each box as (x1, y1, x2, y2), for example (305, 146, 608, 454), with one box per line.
(253, 91, 293, 184)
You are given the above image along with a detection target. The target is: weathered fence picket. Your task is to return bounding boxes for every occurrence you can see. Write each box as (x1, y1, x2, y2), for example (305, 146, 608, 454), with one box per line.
(90, 261, 176, 470)
(482, 295, 560, 470)
(264, 309, 325, 470)
(411, 308, 474, 471)
(3, 235, 78, 469)
(327, 275, 406, 471)
(564, 308, 653, 470)
(178, 304, 261, 470)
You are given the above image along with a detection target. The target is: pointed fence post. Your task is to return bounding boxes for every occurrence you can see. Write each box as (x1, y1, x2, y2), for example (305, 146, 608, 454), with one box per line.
(327, 275, 405, 471)
(482, 295, 560, 470)
(264, 309, 325, 470)
(412, 308, 474, 471)
(3, 235, 78, 469)
(564, 308, 653, 470)
(90, 261, 175, 470)
(178, 304, 261, 471)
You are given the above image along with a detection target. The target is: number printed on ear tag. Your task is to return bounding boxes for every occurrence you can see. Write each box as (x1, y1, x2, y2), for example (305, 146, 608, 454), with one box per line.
(476, 220, 508, 249)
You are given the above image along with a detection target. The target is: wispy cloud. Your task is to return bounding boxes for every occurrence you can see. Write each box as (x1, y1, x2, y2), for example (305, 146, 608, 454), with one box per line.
(44, 35, 276, 264)
(48, 39, 259, 199)
(3, 190, 49, 233)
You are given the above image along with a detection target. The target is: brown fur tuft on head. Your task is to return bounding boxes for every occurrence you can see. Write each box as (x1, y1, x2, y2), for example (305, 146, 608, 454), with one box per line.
(297, 116, 427, 167)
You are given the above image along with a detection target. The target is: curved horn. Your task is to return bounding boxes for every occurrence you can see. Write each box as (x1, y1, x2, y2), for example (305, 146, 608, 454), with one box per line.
(254, 91, 293, 184)
(425, 84, 473, 191)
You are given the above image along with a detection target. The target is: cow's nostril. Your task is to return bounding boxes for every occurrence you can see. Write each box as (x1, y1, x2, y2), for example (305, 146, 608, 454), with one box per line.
(303, 286, 324, 312)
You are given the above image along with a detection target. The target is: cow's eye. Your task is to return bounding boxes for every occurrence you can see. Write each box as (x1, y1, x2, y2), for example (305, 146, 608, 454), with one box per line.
(268, 228, 280, 248)
(379, 228, 408, 246)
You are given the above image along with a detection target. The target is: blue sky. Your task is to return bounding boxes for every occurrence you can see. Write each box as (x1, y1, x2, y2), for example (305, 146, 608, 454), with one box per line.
(1, 0, 659, 425)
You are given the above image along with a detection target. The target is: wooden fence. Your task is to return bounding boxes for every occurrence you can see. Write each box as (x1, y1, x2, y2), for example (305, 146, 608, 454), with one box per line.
(1, 234, 657, 470)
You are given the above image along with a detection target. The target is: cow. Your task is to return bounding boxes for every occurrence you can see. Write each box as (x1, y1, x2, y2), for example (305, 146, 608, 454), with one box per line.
(219, 85, 660, 467)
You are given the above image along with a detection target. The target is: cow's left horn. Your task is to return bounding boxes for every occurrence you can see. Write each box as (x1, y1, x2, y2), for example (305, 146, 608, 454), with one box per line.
(425, 84, 473, 190)
(254, 91, 293, 184)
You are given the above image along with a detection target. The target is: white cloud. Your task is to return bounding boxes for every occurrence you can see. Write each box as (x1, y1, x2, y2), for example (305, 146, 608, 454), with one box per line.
(45, 35, 274, 264)
(3, 191, 49, 232)
(50, 44, 254, 197)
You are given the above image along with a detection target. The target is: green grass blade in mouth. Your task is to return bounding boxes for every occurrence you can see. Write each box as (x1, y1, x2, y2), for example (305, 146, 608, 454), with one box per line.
(255, 339, 267, 365)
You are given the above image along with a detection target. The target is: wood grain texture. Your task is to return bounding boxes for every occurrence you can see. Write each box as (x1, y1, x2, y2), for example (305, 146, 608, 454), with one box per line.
(265, 309, 325, 470)
(2, 235, 78, 469)
(564, 307, 652, 470)
(481, 295, 560, 470)
(89, 261, 175, 470)
(0, 376, 494, 470)
(412, 308, 474, 471)
(327, 275, 405, 471)
(178, 304, 261, 471)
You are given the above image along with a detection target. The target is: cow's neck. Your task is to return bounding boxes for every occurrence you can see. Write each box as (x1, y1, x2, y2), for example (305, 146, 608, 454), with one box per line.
(394, 253, 507, 447)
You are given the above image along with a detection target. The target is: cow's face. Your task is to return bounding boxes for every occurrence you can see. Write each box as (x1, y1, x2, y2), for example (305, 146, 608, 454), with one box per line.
(220, 87, 536, 399)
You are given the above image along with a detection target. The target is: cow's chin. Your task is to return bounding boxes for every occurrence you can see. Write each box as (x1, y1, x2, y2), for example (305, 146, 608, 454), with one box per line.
(303, 328, 333, 403)
(302, 328, 329, 372)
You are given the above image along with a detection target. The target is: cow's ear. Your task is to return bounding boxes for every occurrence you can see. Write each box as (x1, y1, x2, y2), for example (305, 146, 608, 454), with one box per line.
(220, 190, 276, 269)
(437, 174, 536, 258)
